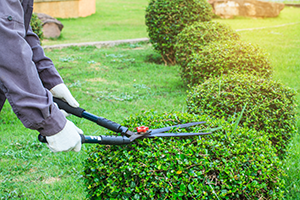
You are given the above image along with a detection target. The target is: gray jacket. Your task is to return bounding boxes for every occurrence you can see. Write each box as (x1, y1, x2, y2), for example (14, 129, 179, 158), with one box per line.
(0, 0, 66, 136)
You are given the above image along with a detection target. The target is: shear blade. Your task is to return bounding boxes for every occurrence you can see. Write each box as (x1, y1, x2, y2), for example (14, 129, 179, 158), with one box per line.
(150, 121, 206, 135)
(146, 132, 212, 138)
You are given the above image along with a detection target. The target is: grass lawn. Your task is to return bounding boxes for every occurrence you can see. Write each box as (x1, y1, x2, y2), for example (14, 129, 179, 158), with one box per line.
(42, 0, 149, 46)
(0, 3, 300, 199)
(42, 2, 299, 46)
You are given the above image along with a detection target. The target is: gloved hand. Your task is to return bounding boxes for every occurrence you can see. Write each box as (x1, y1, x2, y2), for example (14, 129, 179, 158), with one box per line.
(50, 83, 79, 108)
(46, 120, 83, 152)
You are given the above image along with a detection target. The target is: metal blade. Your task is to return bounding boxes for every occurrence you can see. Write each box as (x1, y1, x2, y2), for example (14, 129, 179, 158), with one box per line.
(145, 132, 212, 138)
(150, 121, 206, 135)
(124, 130, 135, 136)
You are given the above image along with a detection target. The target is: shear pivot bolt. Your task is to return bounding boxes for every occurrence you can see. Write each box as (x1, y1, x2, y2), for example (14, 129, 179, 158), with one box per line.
(136, 126, 149, 133)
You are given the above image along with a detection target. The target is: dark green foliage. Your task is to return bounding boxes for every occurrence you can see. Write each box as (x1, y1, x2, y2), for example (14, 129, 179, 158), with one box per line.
(181, 40, 272, 85)
(187, 73, 297, 154)
(145, 0, 212, 65)
(83, 111, 284, 199)
(175, 21, 240, 68)
(30, 13, 44, 42)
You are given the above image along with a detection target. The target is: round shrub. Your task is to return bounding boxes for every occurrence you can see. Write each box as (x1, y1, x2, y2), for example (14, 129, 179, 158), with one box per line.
(187, 73, 297, 154)
(30, 13, 44, 42)
(83, 111, 284, 199)
(175, 21, 240, 68)
(181, 40, 272, 85)
(145, 0, 212, 65)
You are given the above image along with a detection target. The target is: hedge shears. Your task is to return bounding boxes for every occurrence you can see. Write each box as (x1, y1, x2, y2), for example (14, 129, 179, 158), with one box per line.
(38, 98, 212, 145)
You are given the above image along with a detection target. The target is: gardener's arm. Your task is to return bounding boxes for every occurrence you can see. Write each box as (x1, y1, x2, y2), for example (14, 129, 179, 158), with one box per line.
(25, 26, 63, 89)
(0, 6, 66, 135)
(0, 1, 81, 152)
(25, 26, 80, 108)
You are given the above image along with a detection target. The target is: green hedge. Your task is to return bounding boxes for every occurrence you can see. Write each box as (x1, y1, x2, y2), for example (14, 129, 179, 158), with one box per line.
(83, 111, 284, 199)
(145, 0, 212, 65)
(175, 21, 240, 68)
(187, 74, 297, 154)
(181, 40, 272, 85)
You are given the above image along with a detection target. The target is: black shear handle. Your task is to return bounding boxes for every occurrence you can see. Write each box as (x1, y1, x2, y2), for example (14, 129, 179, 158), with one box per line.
(38, 134, 131, 145)
(53, 97, 128, 134)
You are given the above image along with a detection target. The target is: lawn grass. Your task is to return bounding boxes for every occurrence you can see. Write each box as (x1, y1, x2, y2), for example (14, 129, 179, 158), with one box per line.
(42, 0, 149, 46)
(214, 6, 300, 30)
(0, 3, 300, 199)
(42, 3, 299, 46)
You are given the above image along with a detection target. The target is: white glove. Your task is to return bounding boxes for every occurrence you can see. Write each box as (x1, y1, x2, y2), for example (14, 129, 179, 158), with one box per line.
(46, 120, 83, 152)
(50, 83, 79, 108)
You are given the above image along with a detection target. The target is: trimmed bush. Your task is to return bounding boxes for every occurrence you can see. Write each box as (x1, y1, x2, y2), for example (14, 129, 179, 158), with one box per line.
(83, 111, 284, 199)
(181, 40, 272, 85)
(187, 73, 297, 154)
(145, 0, 212, 65)
(175, 21, 240, 68)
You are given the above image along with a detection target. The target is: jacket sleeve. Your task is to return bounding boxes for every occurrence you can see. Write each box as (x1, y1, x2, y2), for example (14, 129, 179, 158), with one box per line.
(25, 26, 64, 90)
(0, 1, 66, 136)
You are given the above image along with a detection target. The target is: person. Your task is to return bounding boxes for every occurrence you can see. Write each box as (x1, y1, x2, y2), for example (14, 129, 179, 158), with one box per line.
(0, 0, 82, 152)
